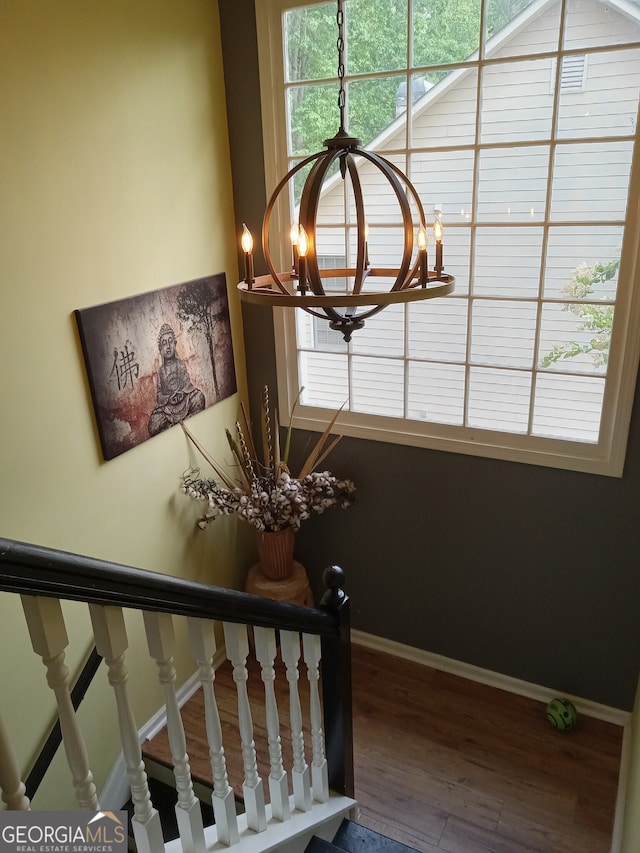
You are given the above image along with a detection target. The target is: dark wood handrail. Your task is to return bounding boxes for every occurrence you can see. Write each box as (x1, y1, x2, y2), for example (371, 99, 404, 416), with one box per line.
(0, 536, 354, 804)
(0, 537, 337, 636)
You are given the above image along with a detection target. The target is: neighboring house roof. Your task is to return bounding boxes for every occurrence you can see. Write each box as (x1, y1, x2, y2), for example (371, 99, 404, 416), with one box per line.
(364, 0, 640, 156)
(606, 0, 640, 24)
(307, 0, 640, 206)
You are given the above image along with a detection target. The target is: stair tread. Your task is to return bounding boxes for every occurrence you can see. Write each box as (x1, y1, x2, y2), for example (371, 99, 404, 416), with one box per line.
(304, 837, 342, 853)
(123, 776, 213, 843)
(333, 819, 420, 852)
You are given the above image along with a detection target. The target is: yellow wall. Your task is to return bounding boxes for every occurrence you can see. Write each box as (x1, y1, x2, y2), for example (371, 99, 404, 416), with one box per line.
(0, 0, 254, 808)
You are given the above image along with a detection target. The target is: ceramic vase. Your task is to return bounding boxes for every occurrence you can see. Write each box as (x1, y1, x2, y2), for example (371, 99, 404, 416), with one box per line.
(256, 527, 296, 580)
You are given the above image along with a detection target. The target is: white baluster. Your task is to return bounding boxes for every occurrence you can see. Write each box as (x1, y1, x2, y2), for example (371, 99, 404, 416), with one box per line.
(144, 611, 205, 853)
(89, 604, 164, 853)
(0, 714, 30, 810)
(302, 633, 329, 803)
(253, 627, 290, 822)
(222, 622, 266, 833)
(187, 617, 238, 847)
(280, 630, 311, 812)
(21, 596, 98, 810)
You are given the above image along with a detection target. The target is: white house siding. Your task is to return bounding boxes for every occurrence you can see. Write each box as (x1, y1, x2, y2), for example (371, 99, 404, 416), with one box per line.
(293, 0, 639, 439)
(409, 299, 469, 362)
(351, 302, 406, 357)
(473, 227, 543, 297)
(480, 59, 555, 144)
(543, 224, 623, 298)
(351, 356, 406, 416)
(557, 48, 640, 139)
(407, 361, 467, 424)
(532, 373, 606, 439)
(562, 0, 640, 50)
(315, 152, 410, 227)
(551, 140, 634, 222)
(298, 348, 350, 407)
(410, 70, 479, 147)
(492, 2, 563, 58)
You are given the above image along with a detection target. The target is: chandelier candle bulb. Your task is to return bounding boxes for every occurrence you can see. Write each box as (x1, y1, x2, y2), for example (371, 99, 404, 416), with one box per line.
(241, 224, 255, 287)
(417, 225, 429, 287)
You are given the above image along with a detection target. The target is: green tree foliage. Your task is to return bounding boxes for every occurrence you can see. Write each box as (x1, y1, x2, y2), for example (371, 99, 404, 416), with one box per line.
(413, 0, 482, 70)
(286, 0, 535, 156)
(286, 3, 339, 156)
(285, 2, 338, 83)
(538, 259, 619, 370)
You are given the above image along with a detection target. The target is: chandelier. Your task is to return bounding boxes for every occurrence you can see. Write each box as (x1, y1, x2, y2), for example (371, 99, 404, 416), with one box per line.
(237, 0, 455, 342)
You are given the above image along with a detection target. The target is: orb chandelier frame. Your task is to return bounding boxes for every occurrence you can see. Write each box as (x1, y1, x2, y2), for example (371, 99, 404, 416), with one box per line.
(237, 0, 455, 341)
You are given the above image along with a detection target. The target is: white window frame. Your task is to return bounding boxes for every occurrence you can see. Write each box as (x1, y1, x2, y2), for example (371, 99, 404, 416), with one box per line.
(256, 0, 640, 477)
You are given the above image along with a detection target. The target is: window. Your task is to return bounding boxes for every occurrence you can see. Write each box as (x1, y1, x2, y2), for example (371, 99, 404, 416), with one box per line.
(256, 0, 640, 475)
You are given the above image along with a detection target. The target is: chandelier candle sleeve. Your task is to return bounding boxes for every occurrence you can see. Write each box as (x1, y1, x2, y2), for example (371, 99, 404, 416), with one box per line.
(290, 223, 300, 275)
(297, 226, 308, 294)
(364, 222, 370, 270)
(434, 218, 443, 276)
(417, 225, 428, 287)
(241, 224, 255, 287)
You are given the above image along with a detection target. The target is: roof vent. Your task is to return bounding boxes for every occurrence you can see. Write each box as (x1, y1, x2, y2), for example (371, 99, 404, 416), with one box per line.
(396, 77, 432, 115)
(560, 54, 587, 92)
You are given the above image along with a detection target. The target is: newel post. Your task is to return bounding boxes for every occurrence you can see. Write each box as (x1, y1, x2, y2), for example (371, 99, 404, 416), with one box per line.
(319, 566, 354, 798)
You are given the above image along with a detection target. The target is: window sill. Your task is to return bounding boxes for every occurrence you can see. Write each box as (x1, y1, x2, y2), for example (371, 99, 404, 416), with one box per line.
(285, 403, 625, 477)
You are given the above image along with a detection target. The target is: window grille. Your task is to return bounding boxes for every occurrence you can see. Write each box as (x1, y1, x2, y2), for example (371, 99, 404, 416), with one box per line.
(257, 0, 640, 476)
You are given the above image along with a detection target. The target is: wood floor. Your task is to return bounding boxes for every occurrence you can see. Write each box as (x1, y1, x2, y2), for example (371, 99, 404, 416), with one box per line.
(142, 643, 623, 853)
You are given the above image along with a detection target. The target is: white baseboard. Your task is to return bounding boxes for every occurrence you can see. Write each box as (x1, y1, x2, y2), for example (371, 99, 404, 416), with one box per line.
(138, 670, 202, 744)
(100, 756, 132, 812)
(141, 645, 227, 743)
(352, 629, 630, 726)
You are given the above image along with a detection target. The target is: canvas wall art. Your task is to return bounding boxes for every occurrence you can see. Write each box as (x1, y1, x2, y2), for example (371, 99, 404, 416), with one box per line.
(75, 273, 236, 460)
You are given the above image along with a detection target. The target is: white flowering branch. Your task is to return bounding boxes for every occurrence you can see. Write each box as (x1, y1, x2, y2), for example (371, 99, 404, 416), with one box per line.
(181, 387, 355, 532)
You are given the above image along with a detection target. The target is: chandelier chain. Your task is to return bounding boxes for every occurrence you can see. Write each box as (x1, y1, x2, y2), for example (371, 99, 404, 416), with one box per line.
(336, 0, 346, 131)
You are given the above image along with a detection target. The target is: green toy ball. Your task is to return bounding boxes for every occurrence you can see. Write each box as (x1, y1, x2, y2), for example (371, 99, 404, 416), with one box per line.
(546, 697, 578, 731)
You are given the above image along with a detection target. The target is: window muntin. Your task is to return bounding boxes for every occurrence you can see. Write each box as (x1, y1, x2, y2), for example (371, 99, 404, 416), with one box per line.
(258, 0, 640, 476)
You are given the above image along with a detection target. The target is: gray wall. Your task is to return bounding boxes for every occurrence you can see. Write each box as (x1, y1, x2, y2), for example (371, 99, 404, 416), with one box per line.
(218, 0, 640, 710)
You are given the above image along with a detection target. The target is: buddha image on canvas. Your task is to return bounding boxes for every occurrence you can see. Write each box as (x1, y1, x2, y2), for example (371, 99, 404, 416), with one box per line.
(76, 274, 236, 460)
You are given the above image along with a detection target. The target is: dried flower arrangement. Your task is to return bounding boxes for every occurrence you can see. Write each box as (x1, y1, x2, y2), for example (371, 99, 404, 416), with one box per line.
(181, 387, 355, 532)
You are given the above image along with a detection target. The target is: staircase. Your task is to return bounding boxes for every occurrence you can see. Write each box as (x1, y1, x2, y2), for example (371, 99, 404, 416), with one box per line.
(126, 771, 415, 853)
(0, 537, 356, 853)
(305, 819, 418, 852)
(137, 652, 416, 853)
